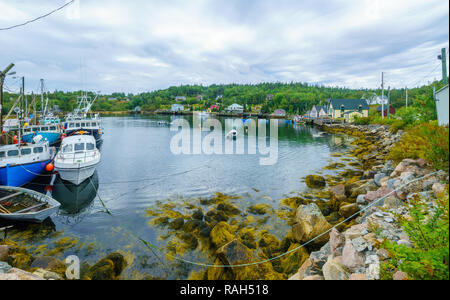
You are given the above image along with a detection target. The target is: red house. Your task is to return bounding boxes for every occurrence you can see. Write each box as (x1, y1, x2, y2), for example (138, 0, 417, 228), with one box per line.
(210, 105, 220, 111)
(376, 105, 396, 116)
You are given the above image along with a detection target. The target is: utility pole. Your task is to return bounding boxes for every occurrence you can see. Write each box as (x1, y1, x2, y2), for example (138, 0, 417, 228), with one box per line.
(381, 72, 385, 119)
(0, 63, 15, 135)
(387, 86, 391, 118)
(438, 48, 448, 85)
(405, 87, 408, 108)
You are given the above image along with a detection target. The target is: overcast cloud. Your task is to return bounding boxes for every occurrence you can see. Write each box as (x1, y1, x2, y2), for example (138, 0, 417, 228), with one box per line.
(0, 0, 448, 94)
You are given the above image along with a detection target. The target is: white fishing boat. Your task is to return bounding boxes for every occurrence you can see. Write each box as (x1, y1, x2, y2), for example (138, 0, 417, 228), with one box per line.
(54, 134, 101, 185)
(0, 186, 60, 223)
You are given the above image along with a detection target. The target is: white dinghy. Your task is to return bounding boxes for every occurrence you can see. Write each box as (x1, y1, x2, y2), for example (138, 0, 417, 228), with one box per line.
(54, 134, 101, 185)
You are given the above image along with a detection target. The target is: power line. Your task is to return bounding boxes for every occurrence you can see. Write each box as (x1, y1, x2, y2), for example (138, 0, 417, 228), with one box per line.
(0, 0, 75, 31)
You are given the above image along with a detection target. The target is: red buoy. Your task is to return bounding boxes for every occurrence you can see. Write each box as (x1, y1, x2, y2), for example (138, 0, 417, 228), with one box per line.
(45, 163, 54, 172)
(13, 135, 19, 144)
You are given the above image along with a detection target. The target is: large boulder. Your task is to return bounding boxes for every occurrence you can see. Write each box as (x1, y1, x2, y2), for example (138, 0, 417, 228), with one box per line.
(305, 175, 326, 189)
(364, 186, 393, 203)
(341, 238, 365, 272)
(0, 268, 43, 280)
(329, 228, 344, 257)
(339, 203, 360, 218)
(292, 203, 332, 245)
(330, 184, 347, 209)
(322, 256, 350, 280)
(84, 252, 127, 280)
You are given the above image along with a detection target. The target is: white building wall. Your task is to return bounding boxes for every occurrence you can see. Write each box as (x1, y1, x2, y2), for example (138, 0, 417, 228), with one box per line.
(436, 85, 449, 126)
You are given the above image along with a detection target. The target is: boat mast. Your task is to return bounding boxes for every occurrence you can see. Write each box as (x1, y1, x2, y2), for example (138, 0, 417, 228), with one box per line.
(40, 79, 44, 116)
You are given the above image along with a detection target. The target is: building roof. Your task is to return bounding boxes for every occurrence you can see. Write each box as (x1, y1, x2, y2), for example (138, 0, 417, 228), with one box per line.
(315, 105, 328, 113)
(328, 99, 369, 110)
(436, 84, 449, 95)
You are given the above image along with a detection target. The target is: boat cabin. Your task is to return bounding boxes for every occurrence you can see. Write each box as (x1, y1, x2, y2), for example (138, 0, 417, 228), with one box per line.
(0, 143, 50, 167)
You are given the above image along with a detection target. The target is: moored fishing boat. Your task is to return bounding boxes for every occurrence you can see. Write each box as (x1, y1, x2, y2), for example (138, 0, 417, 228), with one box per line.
(0, 137, 55, 187)
(0, 185, 60, 223)
(63, 94, 103, 144)
(21, 123, 61, 145)
(54, 134, 101, 185)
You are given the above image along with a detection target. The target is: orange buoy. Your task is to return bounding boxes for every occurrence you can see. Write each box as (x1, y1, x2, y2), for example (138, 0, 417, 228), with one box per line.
(13, 135, 19, 144)
(61, 133, 67, 140)
(45, 163, 54, 172)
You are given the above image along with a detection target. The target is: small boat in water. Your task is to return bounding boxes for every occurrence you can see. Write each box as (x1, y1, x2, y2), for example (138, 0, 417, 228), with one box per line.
(226, 129, 238, 140)
(0, 186, 60, 223)
(54, 134, 101, 185)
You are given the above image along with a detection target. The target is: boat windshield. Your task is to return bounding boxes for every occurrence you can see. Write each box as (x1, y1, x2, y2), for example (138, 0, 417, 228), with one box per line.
(34, 147, 44, 153)
(63, 144, 73, 153)
(74, 143, 85, 152)
(0, 151, 5, 158)
(86, 143, 95, 150)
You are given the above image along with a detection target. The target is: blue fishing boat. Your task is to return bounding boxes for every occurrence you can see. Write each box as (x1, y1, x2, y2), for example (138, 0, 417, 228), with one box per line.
(21, 124, 61, 146)
(0, 139, 55, 187)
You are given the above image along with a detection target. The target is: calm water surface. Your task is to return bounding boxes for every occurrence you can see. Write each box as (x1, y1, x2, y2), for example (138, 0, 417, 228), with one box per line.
(11, 115, 355, 279)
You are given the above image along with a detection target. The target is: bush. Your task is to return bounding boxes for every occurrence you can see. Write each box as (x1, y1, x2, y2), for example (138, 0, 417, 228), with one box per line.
(388, 122, 449, 171)
(381, 189, 449, 280)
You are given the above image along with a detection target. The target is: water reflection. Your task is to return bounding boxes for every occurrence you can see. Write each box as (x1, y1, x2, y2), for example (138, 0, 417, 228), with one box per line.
(53, 171, 98, 216)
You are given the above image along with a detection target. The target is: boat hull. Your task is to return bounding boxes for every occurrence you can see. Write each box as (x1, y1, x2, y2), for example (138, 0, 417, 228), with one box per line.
(0, 160, 52, 187)
(56, 163, 98, 185)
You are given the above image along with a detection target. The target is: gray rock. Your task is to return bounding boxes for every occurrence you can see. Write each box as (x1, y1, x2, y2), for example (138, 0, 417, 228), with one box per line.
(384, 217, 394, 223)
(365, 254, 379, 266)
(356, 194, 367, 204)
(352, 237, 368, 252)
(374, 173, 386, 187)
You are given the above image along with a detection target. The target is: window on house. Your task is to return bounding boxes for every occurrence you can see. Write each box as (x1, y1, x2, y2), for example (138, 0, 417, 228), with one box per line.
(341, 105, 345, 113)
(358, 105, 362, 113)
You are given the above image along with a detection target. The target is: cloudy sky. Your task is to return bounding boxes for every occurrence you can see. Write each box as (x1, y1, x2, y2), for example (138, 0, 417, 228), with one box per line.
(0, 0, 448, 94)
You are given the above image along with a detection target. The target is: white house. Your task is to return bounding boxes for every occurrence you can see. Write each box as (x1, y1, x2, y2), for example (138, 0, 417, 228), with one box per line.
(171, 104, 185, 112)
(226, 103, 244, 113)
(435, 84, 449, 125)
(309, 105, 328, 118)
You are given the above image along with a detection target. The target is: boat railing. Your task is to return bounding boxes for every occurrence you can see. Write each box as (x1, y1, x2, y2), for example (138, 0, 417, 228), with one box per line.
(57, 150, 99, 164)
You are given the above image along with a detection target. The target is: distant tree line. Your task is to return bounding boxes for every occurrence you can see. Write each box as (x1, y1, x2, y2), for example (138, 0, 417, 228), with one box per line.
(1, 80, 447, 116)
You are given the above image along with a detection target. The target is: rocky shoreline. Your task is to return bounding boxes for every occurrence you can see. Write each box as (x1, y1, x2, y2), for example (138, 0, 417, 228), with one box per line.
(288, 123, 448, 280)
(1, 123, 448, 280)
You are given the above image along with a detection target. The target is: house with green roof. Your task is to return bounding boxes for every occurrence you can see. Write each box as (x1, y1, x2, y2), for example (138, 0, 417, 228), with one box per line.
(327, 98, 369, 122)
